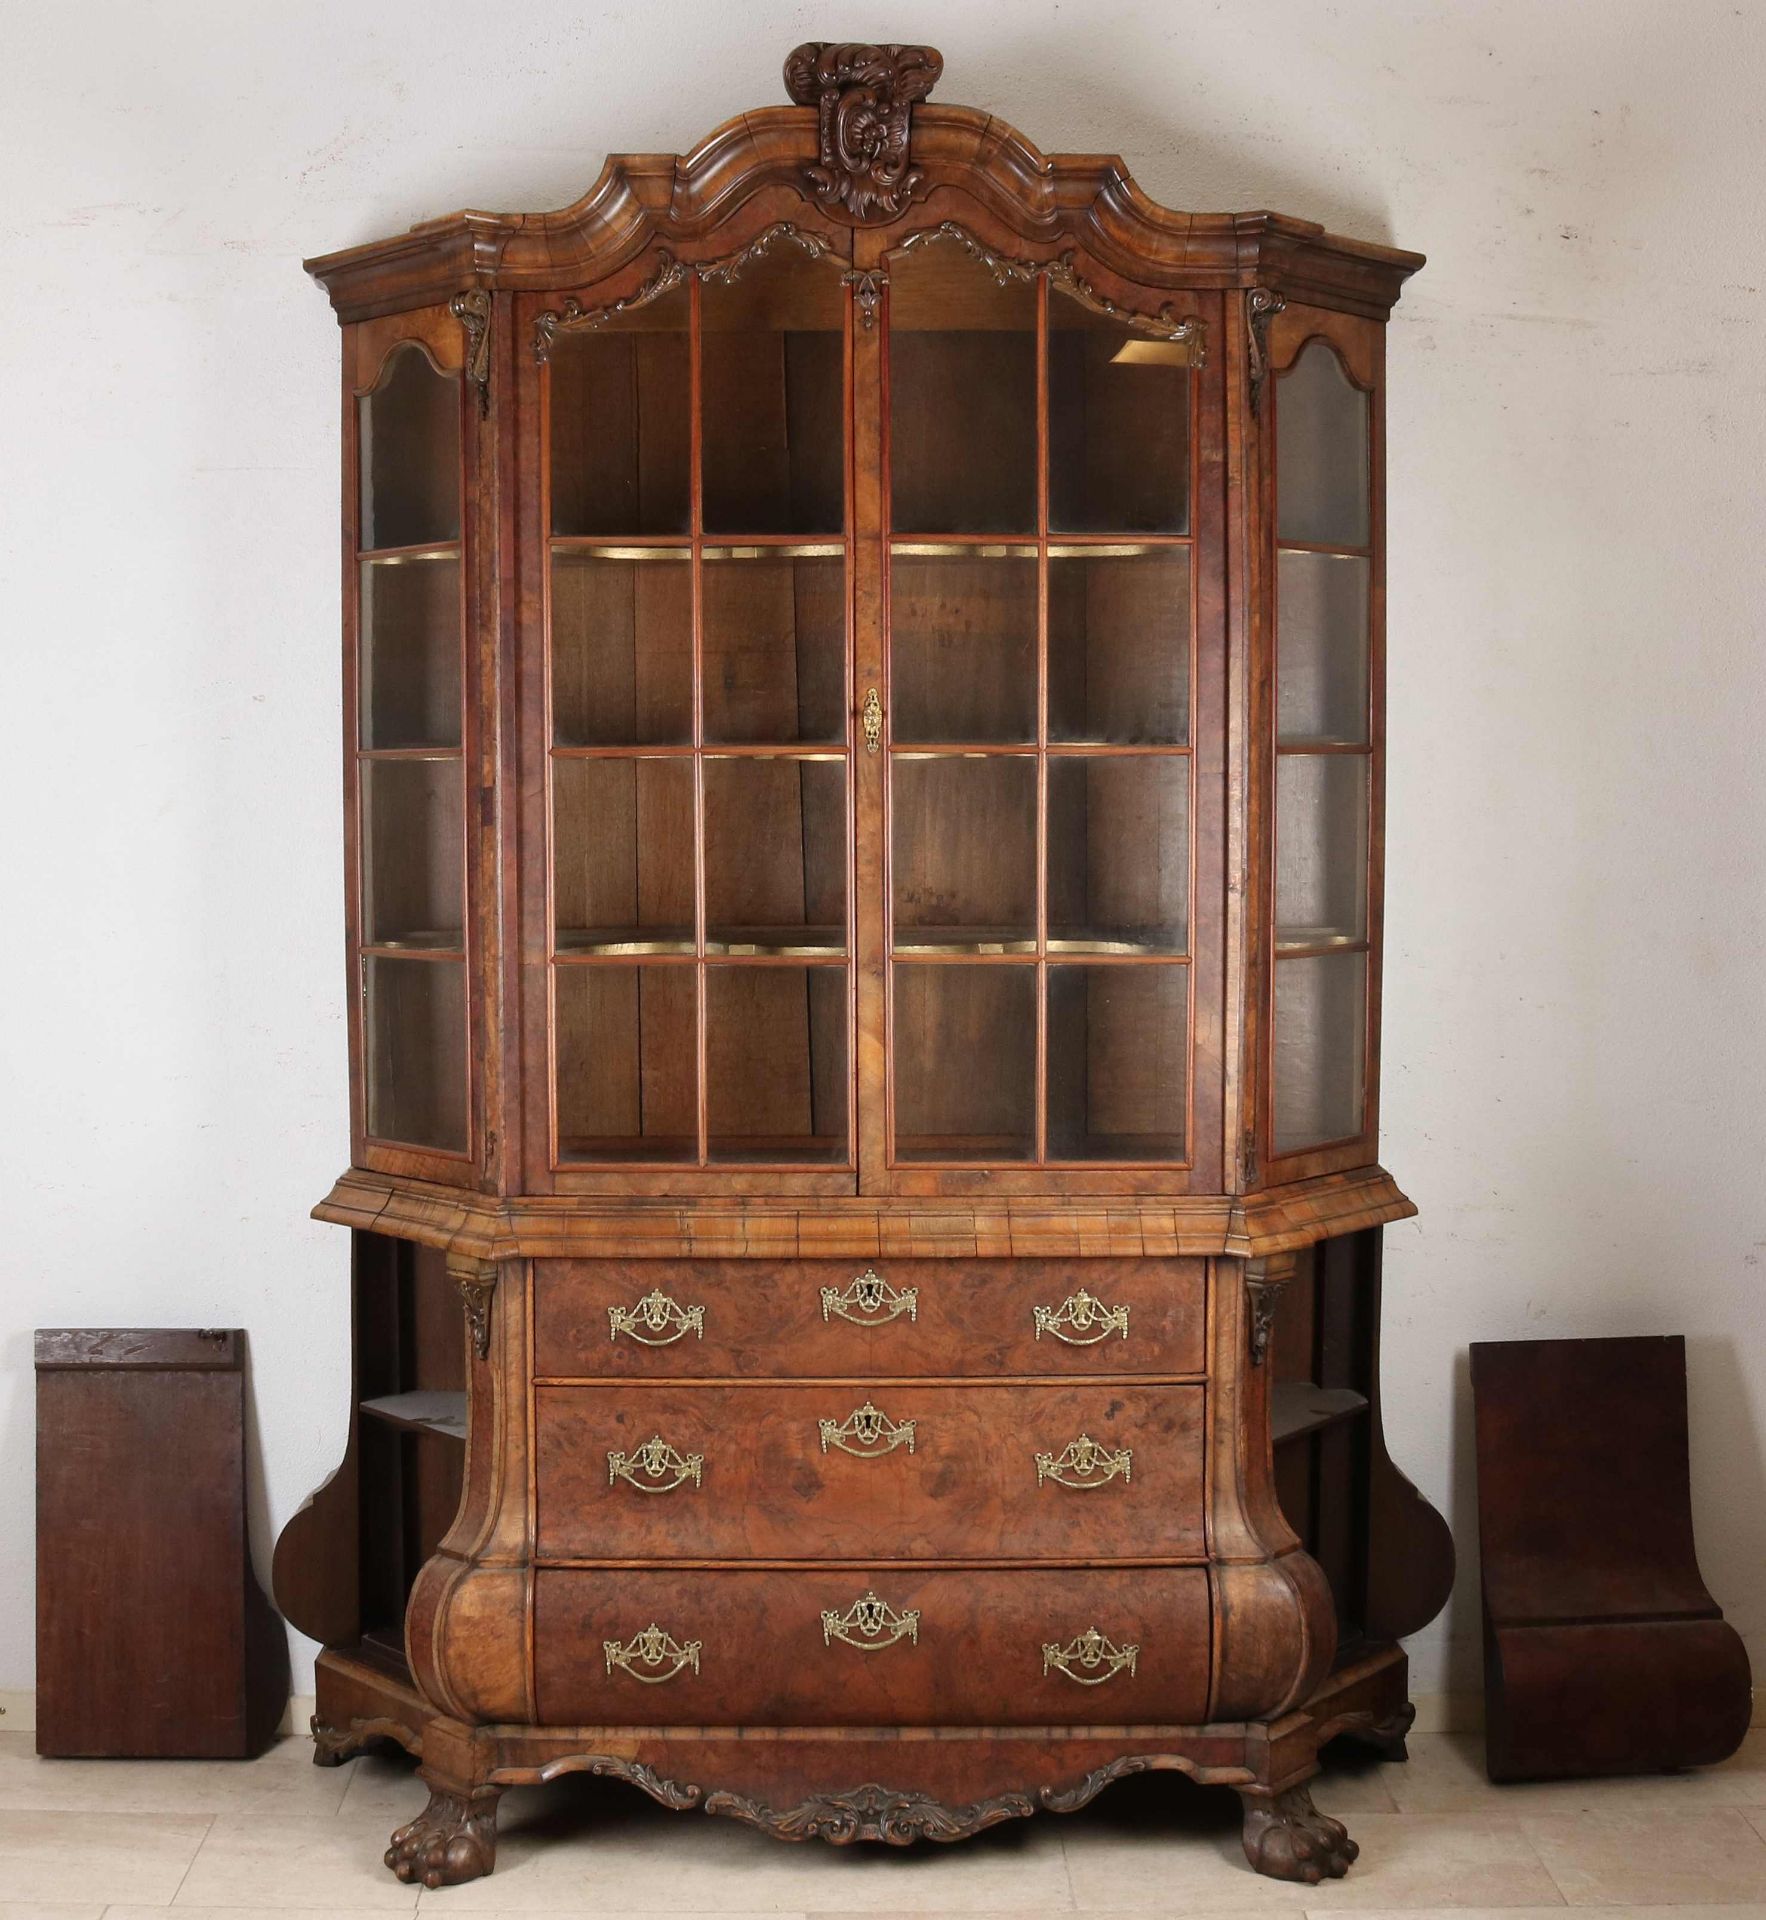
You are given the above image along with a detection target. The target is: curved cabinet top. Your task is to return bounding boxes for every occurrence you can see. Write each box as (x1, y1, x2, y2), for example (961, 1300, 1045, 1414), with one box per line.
(305, 42, 1423, 324)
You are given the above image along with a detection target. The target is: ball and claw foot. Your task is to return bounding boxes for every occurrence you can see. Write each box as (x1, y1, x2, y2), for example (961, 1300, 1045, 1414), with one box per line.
(386, 1783, 503, 1888)
(1239, 1783, 1359, 1883)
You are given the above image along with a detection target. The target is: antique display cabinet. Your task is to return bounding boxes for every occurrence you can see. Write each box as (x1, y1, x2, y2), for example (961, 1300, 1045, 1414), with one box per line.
(272, 42, 1453, 1889)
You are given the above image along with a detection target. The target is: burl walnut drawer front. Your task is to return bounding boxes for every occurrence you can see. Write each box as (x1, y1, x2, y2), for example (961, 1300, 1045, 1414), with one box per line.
(534, 1382, 1204, 1562)
(535, 1566, 1212, 1727)
(534, 1258, 1206, 1379)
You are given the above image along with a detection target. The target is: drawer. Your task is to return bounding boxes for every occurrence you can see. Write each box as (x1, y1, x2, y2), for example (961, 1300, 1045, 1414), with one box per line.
(534, 1565, 1211, 1726)
(534, 1257, 1206, 1379)
(535, 1382, 1204, 1562)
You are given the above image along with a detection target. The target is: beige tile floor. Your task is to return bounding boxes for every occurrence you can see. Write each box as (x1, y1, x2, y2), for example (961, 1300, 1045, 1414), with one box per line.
(2, 1726, 1764, 1918)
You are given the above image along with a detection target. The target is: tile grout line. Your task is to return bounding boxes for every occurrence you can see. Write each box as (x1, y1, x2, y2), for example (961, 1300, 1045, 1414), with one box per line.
(162, 1810, 215, 1908)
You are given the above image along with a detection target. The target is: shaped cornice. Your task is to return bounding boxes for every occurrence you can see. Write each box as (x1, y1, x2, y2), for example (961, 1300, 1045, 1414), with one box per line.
(305, 84, 1422, 324)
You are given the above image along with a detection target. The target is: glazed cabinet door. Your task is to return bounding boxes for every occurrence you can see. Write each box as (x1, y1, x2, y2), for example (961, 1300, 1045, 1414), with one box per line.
(867, 226, 1223, 1194)
(526, 234, 859, 1191)
(345, 309, 481, 1183)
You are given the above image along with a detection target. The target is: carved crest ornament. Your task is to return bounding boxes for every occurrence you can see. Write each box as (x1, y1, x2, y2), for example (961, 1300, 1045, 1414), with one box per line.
(783, 41, 944, 221)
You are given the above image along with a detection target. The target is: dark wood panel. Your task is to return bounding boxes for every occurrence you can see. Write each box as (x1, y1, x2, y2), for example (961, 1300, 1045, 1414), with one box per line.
(534, 1381, 1202, 1561)
(534, 1257, 1207, 1379)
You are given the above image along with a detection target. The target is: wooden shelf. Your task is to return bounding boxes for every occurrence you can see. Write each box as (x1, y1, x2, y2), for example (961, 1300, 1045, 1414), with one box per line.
(1272, 1382, 1369, 1446)
(360, 1390, 467, 1441)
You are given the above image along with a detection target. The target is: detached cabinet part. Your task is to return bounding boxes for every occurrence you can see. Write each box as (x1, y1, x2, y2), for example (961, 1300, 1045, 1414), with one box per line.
(36, 1328, 289, 1758)
(1471, 1335, 1750, 1783)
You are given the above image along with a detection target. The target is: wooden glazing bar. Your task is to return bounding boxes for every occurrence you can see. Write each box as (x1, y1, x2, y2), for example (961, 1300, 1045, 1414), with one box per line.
(689, 273, 708, 1167)
(1034, 273, 1051, 1166)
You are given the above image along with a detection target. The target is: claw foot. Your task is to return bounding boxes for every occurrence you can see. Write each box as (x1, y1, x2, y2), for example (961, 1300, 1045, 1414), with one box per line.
(1239, 1783, 1358, 1883)
(386, 1782, 502, 1888)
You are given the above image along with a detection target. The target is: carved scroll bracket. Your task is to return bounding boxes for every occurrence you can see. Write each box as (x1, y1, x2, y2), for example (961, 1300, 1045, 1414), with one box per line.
(1247, 287, 1286, 417)
(449, 290, 491, 414)
(784, 41, 943, 222)
(1244, 1254, 1296, 1367)
(446, 1255, 498, 1363)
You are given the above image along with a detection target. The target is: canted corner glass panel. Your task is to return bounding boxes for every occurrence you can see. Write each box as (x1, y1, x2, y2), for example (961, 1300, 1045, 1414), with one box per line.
(893, 964, 1035, 1162)
(548, 278, 690, 538)
(362, 759, 464, 949)
(1048, 964, 1187, 1161)
(359, 344, 461, 551)
(1048, 757, 1189, 953)
(1048, 291, 1191, 535)
(551, 548, 692, 746)
(888, 234, 1036, 535)
(706, 966, 848, 1162)
(1048, 549, 1190, 745)
(891, 755, 1036, 953)
(703, 757, 846, 954)
(1273, 950, 1367, 1154)
(1275, 341, 1370, 549)
(555, 965, 696, 1162)
(553, 757, 694, 955)
(701, 550, 846, 745)
(1274, 755, 1368, 950)
(701, 245, 844, 536)
(1276, 550, 1370, 746)
(359, 554, 462, 749)
(364, 955, 467, 1152)
(890, 547, 1036, 744)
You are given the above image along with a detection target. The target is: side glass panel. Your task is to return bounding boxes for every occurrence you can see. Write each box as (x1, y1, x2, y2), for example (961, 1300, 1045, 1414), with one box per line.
(355, 342, 468, 1155)
(885, 237, 1196, 1166)
(1271, 339, 1375, 1155)
(545, 246, 853, 1169)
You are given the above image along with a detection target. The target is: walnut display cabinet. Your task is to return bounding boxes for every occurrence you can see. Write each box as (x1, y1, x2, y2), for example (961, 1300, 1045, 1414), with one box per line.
(272, 42, 1454, 1890)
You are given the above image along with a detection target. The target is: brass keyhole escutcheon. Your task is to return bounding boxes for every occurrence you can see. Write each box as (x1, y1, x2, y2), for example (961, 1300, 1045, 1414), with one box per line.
(861, 687, 883, 754)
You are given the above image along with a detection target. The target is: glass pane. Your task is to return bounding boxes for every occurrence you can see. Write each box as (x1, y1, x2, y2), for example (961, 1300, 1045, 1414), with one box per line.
(703, 757, 845, 952)
(888, 237, 1036, 534)
(364, 956, 467, 1150)
(553, 758, 694, 952)
(892, 756, 1036, 950)
(1275, 755, 1368, 948)
(1275, 341, 1370, 548)
(702, 552, 845, 744)
(890, 549, 1036, 744)
(555, 965, 695, 1161)
(1273, 951, 1367, 1153)
(1049, 295, 1190, 534)
(360, 555, 461, 749)
(1048, 965, 1187, 1160)
(551, 551, 691, 746)
(1048, 757, 1188, 953)
(706, 967, 848, 1161)
(549, 278, 690, 537)
(893, 965, 1035, 1161)
(1277, 551, 1369, 746)
(362, 760, 463, 948)
(359, 345, 460, 551)
(702, 248, 844, 535)
(1048, 550, 1189, 744)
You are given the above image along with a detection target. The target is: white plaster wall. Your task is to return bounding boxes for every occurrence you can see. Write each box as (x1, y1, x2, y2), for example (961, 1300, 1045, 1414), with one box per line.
(3, 0, 1763, 1705)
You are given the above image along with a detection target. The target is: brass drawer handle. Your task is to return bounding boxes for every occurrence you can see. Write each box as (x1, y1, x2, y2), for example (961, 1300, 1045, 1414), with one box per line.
(1035, 1433, 1132, 1490)
(1043, 1627, 1139, 1685)
(822, 1267, 919, 1327)
(607, 1434, 704, 1494)
(823, 1589, 920, 1651)
(604, 1623, 702, 1684)
(1034, 1287, 1130, 1346)
(820, 1400, 916, 1458)
(609, 1288, 705, 1346)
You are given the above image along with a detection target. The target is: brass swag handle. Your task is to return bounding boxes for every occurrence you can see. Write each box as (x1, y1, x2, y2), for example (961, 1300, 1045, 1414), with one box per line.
(820, 1400, 916, 1458)
(822, 1267, 919, 1326)
(607, 1434, 704, 1494)
(823, 1589, 920, 1651)
(1035, 1433, 1132, 1490)
(608, 1287, 705, 1346)
(604, 1623, 701, 1684)
(1033, 1287, 1131, 1346)
(1043, 1626, 1139, 1685)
